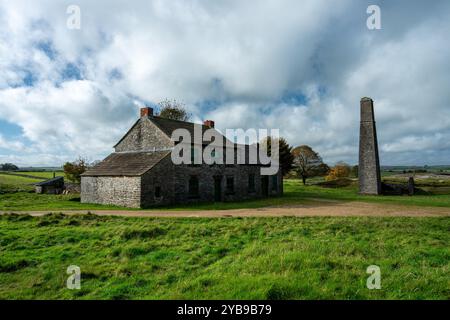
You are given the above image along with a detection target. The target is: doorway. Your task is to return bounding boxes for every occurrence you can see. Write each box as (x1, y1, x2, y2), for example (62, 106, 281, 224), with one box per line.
(214, 176, 222, 202)
(261, 176, 269, 198)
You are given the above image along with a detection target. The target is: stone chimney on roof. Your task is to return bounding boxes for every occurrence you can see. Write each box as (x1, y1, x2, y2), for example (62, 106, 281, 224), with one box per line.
(140, 107, 153, 118)
(203, 120, 215, 128)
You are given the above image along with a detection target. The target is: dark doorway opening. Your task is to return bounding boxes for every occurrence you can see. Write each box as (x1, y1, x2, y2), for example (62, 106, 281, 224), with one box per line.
(214, 176, 222, 202)
(261, 176, 269, 198)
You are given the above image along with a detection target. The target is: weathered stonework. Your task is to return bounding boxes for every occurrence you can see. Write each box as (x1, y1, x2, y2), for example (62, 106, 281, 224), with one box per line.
(140, 155, 176, 207)
(359, 97, 382, 195)
(114, 117, 173, 152)
(81, 176, 141, 208)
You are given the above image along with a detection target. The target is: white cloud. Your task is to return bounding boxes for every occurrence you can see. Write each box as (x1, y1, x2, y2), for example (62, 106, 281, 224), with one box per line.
(0, 134, 27, 152)
(0, 0, 450, 166)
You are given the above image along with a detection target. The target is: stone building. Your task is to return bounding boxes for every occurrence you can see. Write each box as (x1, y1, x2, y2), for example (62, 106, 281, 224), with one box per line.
(81, 107, 283, 208)
(35, 176, 64, 194)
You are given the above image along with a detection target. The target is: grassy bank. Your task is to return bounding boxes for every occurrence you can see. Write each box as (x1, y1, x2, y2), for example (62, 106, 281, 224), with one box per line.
(0, 174, 43, 193)
(0, 171, 64, 193)
(1, 179, 450, 211)
(0, 214, 448, 299)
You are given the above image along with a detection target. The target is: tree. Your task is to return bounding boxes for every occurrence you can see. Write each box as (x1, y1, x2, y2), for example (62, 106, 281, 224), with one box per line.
(259, 136, 294, 176)
(310, 163, 330, 177)
(157, 99, 191, 121)
(63, 157, 87, 183)
(326, 162, 351, 181)
(291, 145, 324, 185)
(0, 163, 19, 171)
(351, 165, 359, 178)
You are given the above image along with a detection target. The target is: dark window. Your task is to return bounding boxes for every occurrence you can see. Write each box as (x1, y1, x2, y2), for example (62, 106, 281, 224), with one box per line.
(248, 173, 255, 193)
(190, 146, 201, 166)
(208, 149, 220, 167)
(271, 175, 278, 191)
(190, 146, 195, 164)
(189, 176, 199, 198)
(226, 176, 234, 194)
(155, 186, 161, 198)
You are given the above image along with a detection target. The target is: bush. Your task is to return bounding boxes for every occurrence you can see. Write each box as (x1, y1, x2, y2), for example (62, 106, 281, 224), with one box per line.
(326, 162, 351, 181)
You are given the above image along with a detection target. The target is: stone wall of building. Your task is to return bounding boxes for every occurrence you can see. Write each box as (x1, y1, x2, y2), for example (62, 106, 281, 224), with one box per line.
(140, 155, 176, 207)
(115, 118, 173, 152)
(169, 164, 282, 205)
(82, 163, 283, 208)
(81, 176, 141, 208)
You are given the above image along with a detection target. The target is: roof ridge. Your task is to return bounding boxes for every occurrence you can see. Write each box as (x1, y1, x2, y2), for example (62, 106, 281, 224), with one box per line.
(113, 149, 172, 154)
(152, 115, 206, 127)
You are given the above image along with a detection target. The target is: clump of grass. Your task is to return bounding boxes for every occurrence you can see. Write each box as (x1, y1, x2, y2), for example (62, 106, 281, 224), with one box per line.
(121, 227, 167, 240)
(316, 178, 355, 188)
(0, 259, 37, 273)
(1, 213, 33, 222)
(122, 245, 156, 258)
(35, 213, 66, 227)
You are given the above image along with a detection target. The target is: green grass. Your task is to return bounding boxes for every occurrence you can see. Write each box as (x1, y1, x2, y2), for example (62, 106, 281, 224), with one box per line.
(0, 173, 43, 193)
(0, 214, 448, 299)
(1, 179, 450, 211)
(282, 180, 450, 208)
(15, 171, 64, 179)
(0, 171, 65, 194)
(0, 171, 64, 180)
(0, 193, 126, 211)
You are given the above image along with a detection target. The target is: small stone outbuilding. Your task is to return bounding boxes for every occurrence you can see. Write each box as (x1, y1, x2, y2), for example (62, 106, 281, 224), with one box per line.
(35, 176, 64, 194)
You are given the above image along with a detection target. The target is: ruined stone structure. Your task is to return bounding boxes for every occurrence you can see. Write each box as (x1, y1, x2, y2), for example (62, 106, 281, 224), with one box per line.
(35, 176, 64, 194)
(81, 107, 283, 208)
(359, 97, 382, 195)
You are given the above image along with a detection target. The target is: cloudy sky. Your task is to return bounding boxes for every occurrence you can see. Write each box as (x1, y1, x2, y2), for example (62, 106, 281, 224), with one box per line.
(0, 0, 449, 167)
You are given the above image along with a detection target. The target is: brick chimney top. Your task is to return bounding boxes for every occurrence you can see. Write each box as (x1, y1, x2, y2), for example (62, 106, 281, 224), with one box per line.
(203, 120, 215, 128)
(140, 107, 153, 118)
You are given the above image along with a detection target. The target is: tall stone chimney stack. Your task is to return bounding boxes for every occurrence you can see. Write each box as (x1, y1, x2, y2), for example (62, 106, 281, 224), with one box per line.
(359, 97, 382, 195)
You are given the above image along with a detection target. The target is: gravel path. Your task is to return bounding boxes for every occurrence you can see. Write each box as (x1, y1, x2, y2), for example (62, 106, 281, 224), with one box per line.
(2, 201, 449, 217)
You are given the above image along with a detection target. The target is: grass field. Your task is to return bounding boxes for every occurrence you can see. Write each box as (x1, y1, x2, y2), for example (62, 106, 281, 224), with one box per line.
(0, 214, 448, 299)
(0, 171, 64, 193)
(15, 171, 64, 179)
(1, 179, 450, 211)
(0, 171, 64, 179)
(0, 173, 44, 193)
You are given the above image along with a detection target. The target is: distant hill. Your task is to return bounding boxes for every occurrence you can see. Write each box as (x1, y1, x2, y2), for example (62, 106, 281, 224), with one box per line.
(381, 165, 450, 174)
(18, 167, 63, 172)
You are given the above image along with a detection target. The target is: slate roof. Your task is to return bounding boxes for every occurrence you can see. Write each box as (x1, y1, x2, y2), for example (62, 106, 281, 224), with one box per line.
(35, 176, 64, 186)
(113, 116, 224, 148)
(150, 116, 234, 146)
(81, 151, 170, 176)
(151, 116, 211, 138)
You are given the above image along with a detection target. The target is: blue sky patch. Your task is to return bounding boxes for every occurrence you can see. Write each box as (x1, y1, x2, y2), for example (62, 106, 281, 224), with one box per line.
(0, 119, 23, 137)
(62, 63, 83, 81)
(279, 90, 309, 105)
(108, 68, 123, 81)
(37, 41, 57, 60)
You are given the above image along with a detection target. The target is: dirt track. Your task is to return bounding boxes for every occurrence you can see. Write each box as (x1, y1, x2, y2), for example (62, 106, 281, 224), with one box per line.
(2, 201, 450, 217)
